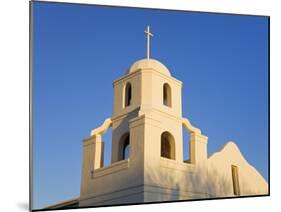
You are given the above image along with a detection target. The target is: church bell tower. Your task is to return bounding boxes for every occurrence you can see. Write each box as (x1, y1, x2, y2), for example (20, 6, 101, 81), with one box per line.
(79, 26, 208, 206)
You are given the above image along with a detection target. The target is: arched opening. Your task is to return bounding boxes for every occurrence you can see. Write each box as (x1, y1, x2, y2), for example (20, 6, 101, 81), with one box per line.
(163, 83, 172, 107)
(102, 127, 112, 167)
(123, 140, 130, 160)
(161, 131, 175, 159)
(182, 126, 191, 163)
(119, 133, 130, 160)
(124, 83, 132, 107)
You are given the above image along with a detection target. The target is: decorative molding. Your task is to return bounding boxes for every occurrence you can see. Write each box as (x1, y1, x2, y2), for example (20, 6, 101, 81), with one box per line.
(182, 117, 201, 134)
(90, 118, 112, 136)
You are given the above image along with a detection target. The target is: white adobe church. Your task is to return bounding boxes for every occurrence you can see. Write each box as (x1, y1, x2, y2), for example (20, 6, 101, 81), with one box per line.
(79, 26, 268, 207)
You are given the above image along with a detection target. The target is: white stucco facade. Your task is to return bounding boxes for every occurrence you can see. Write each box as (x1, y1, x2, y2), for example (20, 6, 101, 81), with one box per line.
(79, 58, 268, 207)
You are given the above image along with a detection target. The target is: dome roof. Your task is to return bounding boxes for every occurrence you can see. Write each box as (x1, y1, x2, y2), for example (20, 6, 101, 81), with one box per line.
(128, 59, 171, 76)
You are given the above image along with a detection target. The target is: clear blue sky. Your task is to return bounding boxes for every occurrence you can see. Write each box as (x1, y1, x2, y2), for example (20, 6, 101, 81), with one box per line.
(32, 1, 269, 209)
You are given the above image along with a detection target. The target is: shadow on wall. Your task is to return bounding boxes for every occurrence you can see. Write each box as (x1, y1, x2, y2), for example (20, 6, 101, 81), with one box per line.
(143, 141, 269, 203)
(143, 158, 257, 202)
(88, 110, 268, 204)
(207, 142, 268, 196)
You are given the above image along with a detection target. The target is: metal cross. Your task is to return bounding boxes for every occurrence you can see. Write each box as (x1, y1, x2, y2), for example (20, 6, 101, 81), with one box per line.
(144, 25, 153, 60)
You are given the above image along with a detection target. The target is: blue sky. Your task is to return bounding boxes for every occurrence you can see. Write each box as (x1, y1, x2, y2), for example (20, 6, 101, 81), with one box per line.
(32, 2, 269, 209)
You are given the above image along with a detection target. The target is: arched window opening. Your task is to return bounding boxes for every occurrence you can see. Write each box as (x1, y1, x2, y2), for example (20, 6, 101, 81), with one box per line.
(125, 83, 132, 107)
(123, 141, 130, 160)
(119, 133, 130, 160)
(163, 83, 172, 107)
(161, 131, 175, 160)
(102, 127, 112, 167)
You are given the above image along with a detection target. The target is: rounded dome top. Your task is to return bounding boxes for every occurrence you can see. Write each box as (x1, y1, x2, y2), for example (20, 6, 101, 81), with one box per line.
(128, 59, 171, 76)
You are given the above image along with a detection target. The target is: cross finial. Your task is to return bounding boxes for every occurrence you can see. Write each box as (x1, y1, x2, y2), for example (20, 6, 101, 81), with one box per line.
(144, 25, 153, 60)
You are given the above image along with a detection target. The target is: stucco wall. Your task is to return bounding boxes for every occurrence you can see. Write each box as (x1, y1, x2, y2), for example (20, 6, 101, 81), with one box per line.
(207, 142, 268, 197)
